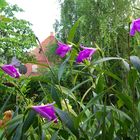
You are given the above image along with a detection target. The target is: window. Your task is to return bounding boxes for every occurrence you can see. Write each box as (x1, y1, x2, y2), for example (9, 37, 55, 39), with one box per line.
(32, 65, 38, 72)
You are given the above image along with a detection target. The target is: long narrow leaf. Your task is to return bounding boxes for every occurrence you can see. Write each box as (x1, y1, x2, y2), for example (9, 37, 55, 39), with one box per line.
(55, 108, 79, 138)
(58, 56, 70, 82)
(67, 16, 84, 43)
(93, 57, 123, 65)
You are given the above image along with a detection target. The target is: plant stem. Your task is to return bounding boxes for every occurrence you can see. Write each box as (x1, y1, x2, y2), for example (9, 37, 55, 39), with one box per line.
(36, 37, 57, 80)
(36, 37, 70, 112)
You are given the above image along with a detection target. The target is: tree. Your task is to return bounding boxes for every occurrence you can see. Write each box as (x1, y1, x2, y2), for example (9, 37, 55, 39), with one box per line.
(55, 0, 140, 57)
(0, 0, 37, 63)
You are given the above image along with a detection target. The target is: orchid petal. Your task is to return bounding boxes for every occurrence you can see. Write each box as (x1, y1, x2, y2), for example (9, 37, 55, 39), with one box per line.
(1, 64, 20, 78)
(76, 45, 96, 63)
(130, 18, 140, 36)
(56, 41, 71, 58)
(32, 103, 57, 123)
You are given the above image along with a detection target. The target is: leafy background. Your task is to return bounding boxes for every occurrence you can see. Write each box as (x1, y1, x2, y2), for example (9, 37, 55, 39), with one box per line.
(1, 0, 140, 139)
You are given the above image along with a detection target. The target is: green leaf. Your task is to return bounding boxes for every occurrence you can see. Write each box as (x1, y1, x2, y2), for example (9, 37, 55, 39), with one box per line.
(96, 104, 133, 122)
(117, 99, 124, 108)
(122, 59, 130, 71)
(6, 114, 23, 126)
(68, 79, 91, 98)
(115, 91, 133, 110)
(0, 129, 5, 140)
(58, 129, 69, 139)
(58, 56, 70, 82)
(36, 117, 42, 139)
(0, 15, 11, 22)
(1, 115, 23, 140)
(69, 49, 77, 66)
(79, 92, 104, 116)
(56, 79, 91, 103)
(107, 113, 115, 140)
(67, 16, 84, 43)
(12, 123, 23, 140)
(55, 108, 79, 137)
(22, 110, 36, 134)
(0, 0, 7, 9)
(130, 55, 140, 73)
(128, 69, 138, 88)
(94, 67, 123, 83)
(95, 74, 105, 93)
(93, 57, 123, 65)
(4, 124, 19, 139)
(29, 133, 36, 140)
(55, 85, 77, 101)
(51, 87, 62, 109)
(0, 94, 12, 114)
(51, 131, 59, 140)
(24, 61, 49, 67)
(138, 101, 140, 116)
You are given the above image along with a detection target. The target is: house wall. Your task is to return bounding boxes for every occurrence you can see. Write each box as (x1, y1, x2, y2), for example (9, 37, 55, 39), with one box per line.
(25, 33, 56, 76)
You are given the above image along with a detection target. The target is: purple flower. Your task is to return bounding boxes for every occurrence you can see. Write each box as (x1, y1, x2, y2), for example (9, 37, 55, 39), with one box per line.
(130, 18, 140, 36)
(1, 64, 20, 78)
(76, 45, 96, 63)
(56, 41, 71, 58)
(32, 103, 57, 123)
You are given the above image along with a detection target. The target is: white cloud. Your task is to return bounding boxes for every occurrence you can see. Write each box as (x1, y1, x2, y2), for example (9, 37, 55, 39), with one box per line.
(6, 0, 60, 41)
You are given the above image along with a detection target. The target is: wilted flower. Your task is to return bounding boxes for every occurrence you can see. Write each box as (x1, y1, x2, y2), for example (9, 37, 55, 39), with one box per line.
(0, 110, 13, 127)
(130, 18, 140, 36)
(3, 110, 12, 124)
(1, 64, 20, 78)
(32, 103, 57, 123)
(0, 120, 3, 127)
(76, 45, 96, 63)
(56, 41, 71, 58)
(10, 57, 21, 67)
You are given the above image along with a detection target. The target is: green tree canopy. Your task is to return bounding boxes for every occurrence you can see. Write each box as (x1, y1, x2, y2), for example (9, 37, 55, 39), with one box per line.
(0, 0, 37, 63)
(55, 0, 140, 57)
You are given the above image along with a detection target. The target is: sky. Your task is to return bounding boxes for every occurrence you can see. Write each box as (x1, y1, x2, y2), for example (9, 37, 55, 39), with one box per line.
(6, 0, 60, 42)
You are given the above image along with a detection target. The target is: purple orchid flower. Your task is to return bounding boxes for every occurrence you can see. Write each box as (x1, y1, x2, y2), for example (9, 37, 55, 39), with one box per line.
(76, 45, 96, 63)
(56, 41, 71, 58)
(1, 64, 20, 78)
(32, 103, 57, 123)
(130, 18, 140, 36)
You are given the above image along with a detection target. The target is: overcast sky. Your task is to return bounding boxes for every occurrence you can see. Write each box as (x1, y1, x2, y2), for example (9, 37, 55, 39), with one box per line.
(6, 0, 60, 42)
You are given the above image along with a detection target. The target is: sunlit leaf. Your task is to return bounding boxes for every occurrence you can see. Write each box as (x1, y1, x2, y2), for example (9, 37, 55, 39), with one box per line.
(0, 0, 7, 9)
(93, 57, 123, 65)
(130, 55, 140, 73)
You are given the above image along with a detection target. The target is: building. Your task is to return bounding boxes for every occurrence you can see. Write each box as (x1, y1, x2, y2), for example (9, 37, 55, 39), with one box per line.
(25, 32, 56, 76)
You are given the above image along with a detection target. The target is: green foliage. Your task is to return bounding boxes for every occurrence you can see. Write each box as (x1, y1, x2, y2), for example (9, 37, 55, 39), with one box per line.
(1, 1, 140, 139)
(0, 0, 7, 9)
(55, 0, 140, 58)
(0, 2, 37, 63)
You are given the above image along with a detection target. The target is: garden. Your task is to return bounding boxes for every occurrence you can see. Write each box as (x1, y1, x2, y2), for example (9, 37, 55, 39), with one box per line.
(1, 0, 140, 139)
